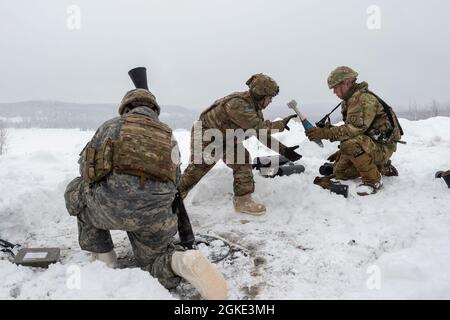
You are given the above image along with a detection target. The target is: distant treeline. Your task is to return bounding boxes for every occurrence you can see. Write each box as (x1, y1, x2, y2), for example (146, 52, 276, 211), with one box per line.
(0, 100, 449, 130)
(396, 100, 450, 121)
(0, 101, 197, 130)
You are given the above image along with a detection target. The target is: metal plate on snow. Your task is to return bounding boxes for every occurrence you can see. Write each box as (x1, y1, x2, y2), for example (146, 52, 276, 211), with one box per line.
(13, 248, 60, 268)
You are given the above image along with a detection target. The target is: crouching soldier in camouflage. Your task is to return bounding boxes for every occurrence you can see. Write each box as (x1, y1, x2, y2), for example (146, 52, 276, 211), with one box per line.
(64, 68, 227, 300)
(179, 74, 301, 215)
(306, 66, 403, 196)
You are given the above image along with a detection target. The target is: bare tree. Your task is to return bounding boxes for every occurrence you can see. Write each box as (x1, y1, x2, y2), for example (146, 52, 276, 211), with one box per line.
(0, 120, 8, 156)
(408, 100, 418, 120)
(430, 99, 440, 117)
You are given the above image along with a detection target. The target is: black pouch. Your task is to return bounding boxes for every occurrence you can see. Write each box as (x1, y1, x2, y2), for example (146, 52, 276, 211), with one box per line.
(64, 177, 86, 216)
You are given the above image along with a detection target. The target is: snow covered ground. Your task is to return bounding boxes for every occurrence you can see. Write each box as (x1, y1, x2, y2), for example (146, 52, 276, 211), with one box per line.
(0, 117, 449, 300)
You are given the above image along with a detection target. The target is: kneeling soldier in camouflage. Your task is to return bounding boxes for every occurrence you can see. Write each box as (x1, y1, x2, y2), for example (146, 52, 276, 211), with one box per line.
(64, 68, 227, 300)
(306, 66, 403, 196)
(180, 74, 301, 215)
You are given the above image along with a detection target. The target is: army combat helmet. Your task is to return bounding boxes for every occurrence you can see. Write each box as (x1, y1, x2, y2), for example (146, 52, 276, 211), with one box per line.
(246, 73, 280, 100)
(119, 67, 161, 115)
(327, 66, 359, 89)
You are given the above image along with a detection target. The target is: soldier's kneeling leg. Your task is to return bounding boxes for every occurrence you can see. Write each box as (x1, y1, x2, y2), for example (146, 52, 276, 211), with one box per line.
(333, 155, 360, 180)
(127, 213, 181, 289)
(229, 163, 255, 196)
(340, 138, 381, 185)
(64, 177, 115, 254)
(77, 214, 115, 254)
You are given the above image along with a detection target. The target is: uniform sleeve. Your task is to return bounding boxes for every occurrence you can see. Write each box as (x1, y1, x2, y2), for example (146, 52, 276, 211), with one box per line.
(329, 93, 378, 142)
(224, 97, 273, 132)
(78, 119, 120, 176)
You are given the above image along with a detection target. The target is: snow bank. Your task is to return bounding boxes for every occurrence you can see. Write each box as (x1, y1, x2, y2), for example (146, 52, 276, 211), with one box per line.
(0, 261, 173, 300)
(1, 118, 449, 299)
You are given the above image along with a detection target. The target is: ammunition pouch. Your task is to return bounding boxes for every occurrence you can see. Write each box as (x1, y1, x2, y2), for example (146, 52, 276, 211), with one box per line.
(64, 177, 87, 216)
(82, 139, 114, 183)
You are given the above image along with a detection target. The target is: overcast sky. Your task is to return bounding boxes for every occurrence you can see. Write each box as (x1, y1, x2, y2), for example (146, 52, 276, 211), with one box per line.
(1, 0, 449, 110)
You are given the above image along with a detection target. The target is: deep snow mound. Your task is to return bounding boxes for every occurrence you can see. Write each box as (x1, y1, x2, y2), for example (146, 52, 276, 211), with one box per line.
(0, 117, 449, 299)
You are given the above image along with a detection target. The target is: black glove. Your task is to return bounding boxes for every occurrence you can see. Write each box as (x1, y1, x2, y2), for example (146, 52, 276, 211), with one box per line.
(283, 114, 298, 131)
(283, 145, 302, 162)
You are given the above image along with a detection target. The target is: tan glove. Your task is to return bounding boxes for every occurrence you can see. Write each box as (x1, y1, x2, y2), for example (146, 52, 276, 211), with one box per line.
(271, 114, 298, 132)
(306, 127, 332, 141)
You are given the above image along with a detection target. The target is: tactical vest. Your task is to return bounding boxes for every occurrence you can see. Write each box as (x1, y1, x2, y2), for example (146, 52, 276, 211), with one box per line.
(343, 86, 403, 143)
(82, 114, 177, 186)
(367, 90, 403, 142)
(199, 91, 262, 132)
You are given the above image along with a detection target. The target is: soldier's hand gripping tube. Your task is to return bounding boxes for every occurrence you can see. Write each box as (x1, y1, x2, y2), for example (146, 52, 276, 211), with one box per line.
(128, 67, 149, 90)
(172, 192, 195, 249)
(287, 100, 324, 148)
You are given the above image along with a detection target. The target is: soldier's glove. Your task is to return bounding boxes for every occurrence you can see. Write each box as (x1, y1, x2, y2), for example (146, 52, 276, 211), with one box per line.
(323, 119, 333, 129)
(283, 145, 302, 162)
(282, 114, 298, 131)
(270, 120, 286, 132)
(305, 127, 331, 141)
(271, 114, 298, 132)
(327, 150, 341, 163)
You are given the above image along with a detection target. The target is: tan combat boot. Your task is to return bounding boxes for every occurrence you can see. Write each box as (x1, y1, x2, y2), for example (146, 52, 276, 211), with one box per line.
(356, 179, 383, 196)
(93, 249, 117, 268)
(351, 152, 383, 196)
(379, 160, 399, 177)
(171, 250, 228, 300)
(233, 194, 266, 216)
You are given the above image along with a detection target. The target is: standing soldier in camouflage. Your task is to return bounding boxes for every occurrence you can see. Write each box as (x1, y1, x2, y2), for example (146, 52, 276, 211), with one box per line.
(306, 66, 403, 196)
(64, 68, 227, 300)
(180, 74, 301, 215)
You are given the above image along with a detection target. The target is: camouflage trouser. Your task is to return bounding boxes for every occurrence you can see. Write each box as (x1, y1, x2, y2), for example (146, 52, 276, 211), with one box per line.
(64, 175, 181, 289)
(179, 123, 254, 197)
(333, 136, 396, 184)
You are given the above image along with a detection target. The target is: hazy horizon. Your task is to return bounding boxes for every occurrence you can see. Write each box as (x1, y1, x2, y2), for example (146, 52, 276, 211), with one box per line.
(1, 0, 450, 112)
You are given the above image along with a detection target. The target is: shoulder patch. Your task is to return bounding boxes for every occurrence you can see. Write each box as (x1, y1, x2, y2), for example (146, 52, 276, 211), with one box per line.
(226, 97, 252, 110)
(244, 105, 254, 113)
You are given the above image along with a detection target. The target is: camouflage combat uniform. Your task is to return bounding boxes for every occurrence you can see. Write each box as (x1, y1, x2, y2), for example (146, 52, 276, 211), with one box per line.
(64, 102, 182, 289)
(328, 82, 400, 184)
(180, 90, 288, 197)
